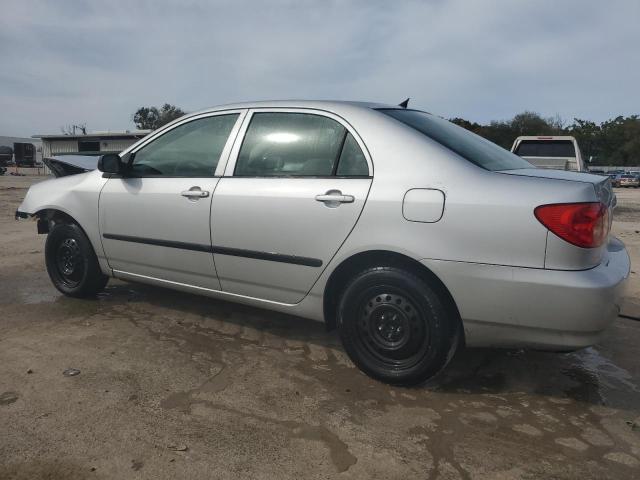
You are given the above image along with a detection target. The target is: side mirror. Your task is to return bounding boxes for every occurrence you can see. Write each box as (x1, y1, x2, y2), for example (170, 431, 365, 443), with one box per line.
(97, 153, 124, 174)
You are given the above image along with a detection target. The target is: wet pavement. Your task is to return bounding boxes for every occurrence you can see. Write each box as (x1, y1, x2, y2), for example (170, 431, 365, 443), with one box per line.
(1, 176, 639, 479)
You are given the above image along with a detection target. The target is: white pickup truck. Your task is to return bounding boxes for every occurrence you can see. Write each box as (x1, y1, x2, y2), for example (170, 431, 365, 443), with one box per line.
(511, 136, 585, 172)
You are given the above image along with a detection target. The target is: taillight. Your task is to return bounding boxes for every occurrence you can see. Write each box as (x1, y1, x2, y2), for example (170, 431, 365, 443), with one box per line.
(534, 202, 609, 248)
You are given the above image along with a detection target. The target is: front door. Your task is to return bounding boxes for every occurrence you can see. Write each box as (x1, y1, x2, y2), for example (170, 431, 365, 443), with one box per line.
(211, 110, 372, 303)
(100, 111, 244, 289)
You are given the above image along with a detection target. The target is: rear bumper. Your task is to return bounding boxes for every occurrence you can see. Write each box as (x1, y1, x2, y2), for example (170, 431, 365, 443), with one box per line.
(422, 237, 630, 350)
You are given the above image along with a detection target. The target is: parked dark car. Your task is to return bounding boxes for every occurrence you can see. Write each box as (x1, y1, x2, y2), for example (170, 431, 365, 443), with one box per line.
(0, 145, 12, 175)
(0, 145, 12, 164)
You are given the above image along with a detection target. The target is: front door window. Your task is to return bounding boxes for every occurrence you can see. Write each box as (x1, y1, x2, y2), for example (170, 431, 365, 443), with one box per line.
(131, 114, 239, 177)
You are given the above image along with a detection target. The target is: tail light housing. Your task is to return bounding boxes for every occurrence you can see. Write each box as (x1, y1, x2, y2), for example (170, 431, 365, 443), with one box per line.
(534, 202, 609, 249)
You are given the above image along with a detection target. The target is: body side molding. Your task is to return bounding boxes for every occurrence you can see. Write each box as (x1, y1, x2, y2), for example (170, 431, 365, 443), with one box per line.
(102, 233, 323, 267)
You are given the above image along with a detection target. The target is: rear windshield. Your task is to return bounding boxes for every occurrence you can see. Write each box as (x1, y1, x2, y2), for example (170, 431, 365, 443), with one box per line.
(378, 109, 532, 171)
(514, 140, 576, 158)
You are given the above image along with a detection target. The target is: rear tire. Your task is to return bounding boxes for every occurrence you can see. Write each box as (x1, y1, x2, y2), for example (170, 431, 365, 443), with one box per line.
(337, 266, 458, 386)
(45, 223, 108, 298)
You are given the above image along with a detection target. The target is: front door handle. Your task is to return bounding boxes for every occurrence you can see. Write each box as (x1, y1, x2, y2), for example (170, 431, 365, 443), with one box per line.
(315, 190, 355, 207)
(181, 187, 210, 199)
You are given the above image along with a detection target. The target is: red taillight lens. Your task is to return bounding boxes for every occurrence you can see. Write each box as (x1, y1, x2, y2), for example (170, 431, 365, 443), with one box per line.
(534, 202, 609, 248)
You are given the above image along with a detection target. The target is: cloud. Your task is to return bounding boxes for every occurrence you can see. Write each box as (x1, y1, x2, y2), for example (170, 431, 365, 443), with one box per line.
(0, 0, 638, 136)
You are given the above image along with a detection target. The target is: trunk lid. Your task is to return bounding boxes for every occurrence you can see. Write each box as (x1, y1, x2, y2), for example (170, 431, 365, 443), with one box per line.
(499, 168, 614, 208)
(499, 168, 615, 270)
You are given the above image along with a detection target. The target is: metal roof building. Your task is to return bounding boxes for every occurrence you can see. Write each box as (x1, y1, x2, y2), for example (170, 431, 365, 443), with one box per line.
(33, 130, 151, 158)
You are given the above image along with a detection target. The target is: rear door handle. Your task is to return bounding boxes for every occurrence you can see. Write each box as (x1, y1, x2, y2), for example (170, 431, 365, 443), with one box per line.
(181, 187, 210, 199)
(315, 194, 354, 202)
(315, 190, 354, 207)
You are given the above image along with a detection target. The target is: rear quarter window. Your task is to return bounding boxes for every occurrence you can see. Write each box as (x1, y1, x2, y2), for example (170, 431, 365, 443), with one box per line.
(378, 109, 532, 171)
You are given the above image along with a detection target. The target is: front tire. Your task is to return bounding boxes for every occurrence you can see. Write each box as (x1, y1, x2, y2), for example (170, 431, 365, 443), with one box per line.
(338, 267, 458, 386)
(45, 223, 108, 297)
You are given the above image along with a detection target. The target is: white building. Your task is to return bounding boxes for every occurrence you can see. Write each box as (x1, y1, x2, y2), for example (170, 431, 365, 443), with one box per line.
(34, 130, 151, 158)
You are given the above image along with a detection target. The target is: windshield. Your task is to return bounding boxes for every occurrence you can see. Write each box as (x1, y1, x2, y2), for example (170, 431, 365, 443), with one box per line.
(378, 109, 533, 171)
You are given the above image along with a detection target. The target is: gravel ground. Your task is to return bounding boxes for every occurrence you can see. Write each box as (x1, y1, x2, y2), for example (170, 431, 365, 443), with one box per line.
(0, 174, 639, 479)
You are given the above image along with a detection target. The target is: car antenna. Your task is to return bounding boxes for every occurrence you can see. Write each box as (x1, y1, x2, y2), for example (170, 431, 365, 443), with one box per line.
(398, 98, 410, 108)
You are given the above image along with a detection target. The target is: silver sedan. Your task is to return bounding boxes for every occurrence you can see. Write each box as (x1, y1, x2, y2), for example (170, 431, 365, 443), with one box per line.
(16, 100, 630, 385)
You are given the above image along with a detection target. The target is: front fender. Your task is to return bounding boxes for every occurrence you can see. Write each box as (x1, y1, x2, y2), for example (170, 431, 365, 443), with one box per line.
(17, 170, 110, 270)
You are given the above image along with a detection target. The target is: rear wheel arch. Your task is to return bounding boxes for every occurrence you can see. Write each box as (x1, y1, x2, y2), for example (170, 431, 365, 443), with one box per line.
(323, 250, 463, 340)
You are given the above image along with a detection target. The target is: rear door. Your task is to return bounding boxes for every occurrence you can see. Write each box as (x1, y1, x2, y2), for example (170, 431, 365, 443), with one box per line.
(100, 111, 245, 289)
(211, 109, 373, 303)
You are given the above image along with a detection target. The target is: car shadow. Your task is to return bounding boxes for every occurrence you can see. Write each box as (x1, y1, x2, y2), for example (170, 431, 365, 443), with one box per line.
(81, 280, 638, 409)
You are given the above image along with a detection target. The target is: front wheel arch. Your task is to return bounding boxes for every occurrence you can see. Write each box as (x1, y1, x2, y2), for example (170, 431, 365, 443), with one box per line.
(36, 208, 110, 277)
(44, 222, 108, 297)
(34, 208, 83, 234)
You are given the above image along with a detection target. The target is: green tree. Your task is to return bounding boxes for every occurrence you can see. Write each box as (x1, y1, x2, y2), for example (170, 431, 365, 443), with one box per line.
(133, 103, 185, 130)
(451, 111, 640, 167)
(598, 116, 640, 166)
(567, 119, 599, 162)
(452, 111, 565, 150)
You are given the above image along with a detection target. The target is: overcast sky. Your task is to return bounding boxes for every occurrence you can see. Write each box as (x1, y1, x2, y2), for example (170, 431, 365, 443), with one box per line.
(1, 0, 638, 137)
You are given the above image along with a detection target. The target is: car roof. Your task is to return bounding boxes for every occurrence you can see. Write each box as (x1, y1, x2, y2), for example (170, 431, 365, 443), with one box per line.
(190, 100, 397, 116)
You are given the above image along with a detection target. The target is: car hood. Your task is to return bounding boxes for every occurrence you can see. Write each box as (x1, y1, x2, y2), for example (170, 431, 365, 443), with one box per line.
(43, 155, 99, 177)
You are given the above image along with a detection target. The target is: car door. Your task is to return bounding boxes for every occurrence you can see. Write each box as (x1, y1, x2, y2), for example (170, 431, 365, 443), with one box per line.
(211, 109, 373, 304)
(99, 110, 245, 290)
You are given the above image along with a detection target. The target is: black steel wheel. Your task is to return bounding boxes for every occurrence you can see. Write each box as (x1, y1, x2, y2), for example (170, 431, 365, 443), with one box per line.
(45, 223, 108, 297)
(338, 266, 458, 385)
(357, 291, 430, 366)
(55, 238, 84, 288)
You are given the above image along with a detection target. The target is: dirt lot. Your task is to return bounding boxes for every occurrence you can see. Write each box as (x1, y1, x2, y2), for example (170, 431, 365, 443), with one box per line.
(1, 175, 639, 479)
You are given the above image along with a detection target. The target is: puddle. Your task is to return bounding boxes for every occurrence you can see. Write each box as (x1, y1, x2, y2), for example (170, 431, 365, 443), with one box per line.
(564, 347, 640, 408)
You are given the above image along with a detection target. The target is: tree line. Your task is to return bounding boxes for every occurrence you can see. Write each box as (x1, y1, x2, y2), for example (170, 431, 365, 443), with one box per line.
(450, 112, 640, 167)
(131, 104, 639, 167)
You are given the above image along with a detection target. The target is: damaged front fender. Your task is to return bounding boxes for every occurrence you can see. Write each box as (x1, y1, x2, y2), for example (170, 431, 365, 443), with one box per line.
(16, 169, 111, 274)
(14, 210, 30, 220)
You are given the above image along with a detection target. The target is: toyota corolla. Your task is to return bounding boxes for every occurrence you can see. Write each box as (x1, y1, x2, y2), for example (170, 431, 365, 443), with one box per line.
(16, 101, 630, 385)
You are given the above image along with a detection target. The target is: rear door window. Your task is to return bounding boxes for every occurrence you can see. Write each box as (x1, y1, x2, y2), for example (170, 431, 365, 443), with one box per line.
(235, 113, 346, 176)
(336, 133, 369, 176)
